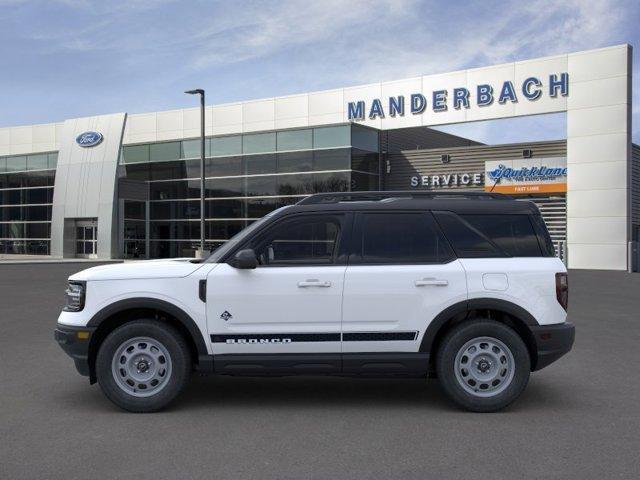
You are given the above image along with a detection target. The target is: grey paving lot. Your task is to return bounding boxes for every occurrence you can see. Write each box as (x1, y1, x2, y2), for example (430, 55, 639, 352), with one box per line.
(0, 263, 639, 480)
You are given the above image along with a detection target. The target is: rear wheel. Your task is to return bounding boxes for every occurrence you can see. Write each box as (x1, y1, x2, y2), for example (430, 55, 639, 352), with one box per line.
(436, 319, 530, 412)
(96, 320, 191, 412)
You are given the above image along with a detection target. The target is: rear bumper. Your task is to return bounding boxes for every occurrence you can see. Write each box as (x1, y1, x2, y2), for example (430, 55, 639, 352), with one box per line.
(531, 321, 575, 371)
(54, 324, 96, 377)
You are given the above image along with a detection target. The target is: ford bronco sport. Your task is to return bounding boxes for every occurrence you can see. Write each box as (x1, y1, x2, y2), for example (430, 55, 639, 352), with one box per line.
(55, 191, 574, 412)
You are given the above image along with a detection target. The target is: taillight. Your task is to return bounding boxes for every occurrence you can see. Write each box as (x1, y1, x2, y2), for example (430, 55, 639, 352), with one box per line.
(555, 272, 568, 311)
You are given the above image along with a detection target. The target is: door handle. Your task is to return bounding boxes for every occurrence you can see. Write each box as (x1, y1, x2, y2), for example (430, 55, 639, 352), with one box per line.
(415, 278, 449, 287)
(298, 279, 332, 288)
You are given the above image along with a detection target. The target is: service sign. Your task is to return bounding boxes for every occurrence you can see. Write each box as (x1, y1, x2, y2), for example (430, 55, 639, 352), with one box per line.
(484, 157, 567, 194)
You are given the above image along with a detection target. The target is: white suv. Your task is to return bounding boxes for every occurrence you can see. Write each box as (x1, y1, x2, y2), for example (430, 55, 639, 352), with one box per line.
(55, 192, 574, 413)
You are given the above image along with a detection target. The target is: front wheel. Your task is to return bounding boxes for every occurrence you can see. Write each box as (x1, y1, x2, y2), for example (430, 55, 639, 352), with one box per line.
(436, 319, 531, 412)
(96, 320, 191, 412)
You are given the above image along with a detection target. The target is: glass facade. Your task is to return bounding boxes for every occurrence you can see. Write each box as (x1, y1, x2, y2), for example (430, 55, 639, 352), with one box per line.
(0, 152, 57, 255)
(120, 124, 379, 258)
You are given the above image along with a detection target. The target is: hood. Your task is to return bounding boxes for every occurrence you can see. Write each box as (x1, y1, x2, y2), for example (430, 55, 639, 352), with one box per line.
(69, 258, 206, 281)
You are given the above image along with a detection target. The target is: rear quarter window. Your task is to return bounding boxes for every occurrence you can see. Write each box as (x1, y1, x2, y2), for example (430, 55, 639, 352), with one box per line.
(434, 212, 544, 258)
(530, 214, 556, 257)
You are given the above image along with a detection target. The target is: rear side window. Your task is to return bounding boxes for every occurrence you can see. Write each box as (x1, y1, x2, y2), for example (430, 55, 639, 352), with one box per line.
(434, 212, 543, 257)
(355, 212, 454, 264)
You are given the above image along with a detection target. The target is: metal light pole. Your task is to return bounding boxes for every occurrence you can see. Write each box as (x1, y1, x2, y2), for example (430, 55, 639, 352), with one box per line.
(184, 89, 206, 258)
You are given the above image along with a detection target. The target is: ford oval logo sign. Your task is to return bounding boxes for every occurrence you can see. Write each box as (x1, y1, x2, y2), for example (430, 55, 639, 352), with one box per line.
(76, 131, 103, 148)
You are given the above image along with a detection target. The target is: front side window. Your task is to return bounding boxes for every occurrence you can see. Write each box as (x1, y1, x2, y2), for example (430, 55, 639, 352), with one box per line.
(251, 215, 342, 266)
(356, 212, 454, 264)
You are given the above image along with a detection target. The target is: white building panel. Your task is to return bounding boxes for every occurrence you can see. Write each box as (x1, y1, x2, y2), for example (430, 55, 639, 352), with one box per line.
(242, 99, 275, 133)
(126, 112, 156, 134)
(54, 123, 65, 146)
(274, 94, 309, 129)
(32, 124, 56, 144)
(567, 103, 628, 138)
(566, 133, 629, 164)
(567, 76, 628, 110)
(308, 89, 343, 117)
(156, 109, 184, 133)
(275, 95, 308, 121)
(182, 106, 214, 138)
(568, 244, 628, 271)
(275, 116, 309, 130)
(567, 161, 627, 191)
(568, 45, 630, 82)
(568, 217, 627, 244)
(10, 125, 33, 145)
(0, 127, 10, 146)
(211, 103, 241, 135)
(567, 189, 627, 217)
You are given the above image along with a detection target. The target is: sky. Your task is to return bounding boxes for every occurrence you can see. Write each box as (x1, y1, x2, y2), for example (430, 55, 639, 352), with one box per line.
(0, 0, 638, 144)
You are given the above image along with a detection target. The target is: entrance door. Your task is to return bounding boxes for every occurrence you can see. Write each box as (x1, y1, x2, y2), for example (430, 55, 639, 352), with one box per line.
(76, 220, 98, 258)
(206, 213, 350, 358)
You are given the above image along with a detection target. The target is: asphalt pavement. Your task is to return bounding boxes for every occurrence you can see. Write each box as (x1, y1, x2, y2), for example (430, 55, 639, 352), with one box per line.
(1, 263, 639, 479)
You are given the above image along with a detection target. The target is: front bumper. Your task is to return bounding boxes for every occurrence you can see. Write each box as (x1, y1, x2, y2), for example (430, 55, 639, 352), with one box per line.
(54, 324, 96, 377)
(531, 321, 575, 371)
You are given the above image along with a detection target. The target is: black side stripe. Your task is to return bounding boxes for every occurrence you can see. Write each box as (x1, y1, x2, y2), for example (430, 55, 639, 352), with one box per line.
(211, 331, 418, 343)
(211, 333, 340, 343)
(343, 331, 418, 341)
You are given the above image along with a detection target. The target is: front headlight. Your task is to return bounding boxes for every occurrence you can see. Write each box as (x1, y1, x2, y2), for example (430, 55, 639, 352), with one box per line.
(63, 281, 86, 312)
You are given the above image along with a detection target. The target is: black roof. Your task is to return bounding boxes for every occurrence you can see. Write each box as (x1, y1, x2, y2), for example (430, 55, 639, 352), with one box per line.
(280, 191, 540, 216)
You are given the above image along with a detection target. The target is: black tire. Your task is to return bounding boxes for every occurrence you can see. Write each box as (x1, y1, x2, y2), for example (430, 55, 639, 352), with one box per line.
(436, 319, 530, 412)
(96, 320, 191, 413)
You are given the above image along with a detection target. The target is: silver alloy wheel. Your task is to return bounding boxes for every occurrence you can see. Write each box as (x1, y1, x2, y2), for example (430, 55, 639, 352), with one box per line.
(454, 336, 515, 397)
(111, 336, 173, 398)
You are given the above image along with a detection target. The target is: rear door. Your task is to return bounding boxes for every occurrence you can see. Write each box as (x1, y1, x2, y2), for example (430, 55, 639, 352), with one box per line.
(341, 211, 467, 356)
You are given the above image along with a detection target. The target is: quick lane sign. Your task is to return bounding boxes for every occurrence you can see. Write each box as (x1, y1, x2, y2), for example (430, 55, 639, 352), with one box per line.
(348, 73, 569, 120)
(484, 157, 567, 194)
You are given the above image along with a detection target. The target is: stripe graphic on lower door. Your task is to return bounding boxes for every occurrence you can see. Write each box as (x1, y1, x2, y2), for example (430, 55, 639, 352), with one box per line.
(210, 331, 418, 343)
(211, 333, 341, 343)
(343, 331, 418, 341)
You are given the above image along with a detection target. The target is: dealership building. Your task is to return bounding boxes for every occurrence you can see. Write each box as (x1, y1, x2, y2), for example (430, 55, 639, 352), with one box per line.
(0, 44, 637, 270)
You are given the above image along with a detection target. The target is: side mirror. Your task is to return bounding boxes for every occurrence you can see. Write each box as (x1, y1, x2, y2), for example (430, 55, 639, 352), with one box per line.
(230, 249, 258, 269)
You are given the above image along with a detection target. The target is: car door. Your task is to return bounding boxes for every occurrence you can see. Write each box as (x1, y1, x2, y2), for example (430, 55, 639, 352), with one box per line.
(341, 211, 467, 360)
(206, 212, 350, 359)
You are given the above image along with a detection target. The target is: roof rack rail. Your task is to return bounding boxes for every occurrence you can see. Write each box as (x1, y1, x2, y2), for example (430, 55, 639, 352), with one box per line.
(297, 191, 511, 205)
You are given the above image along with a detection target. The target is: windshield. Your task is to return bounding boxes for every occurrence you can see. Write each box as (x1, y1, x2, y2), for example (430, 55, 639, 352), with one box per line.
(205, 206, 291, 263)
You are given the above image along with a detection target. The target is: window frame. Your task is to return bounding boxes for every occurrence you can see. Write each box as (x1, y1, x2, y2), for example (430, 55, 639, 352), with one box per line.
(349, 210, 456, 266)
(224, 211, 352, 267)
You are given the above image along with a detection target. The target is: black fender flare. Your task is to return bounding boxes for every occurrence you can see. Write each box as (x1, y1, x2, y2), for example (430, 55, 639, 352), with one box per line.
(86, 297, 209, 357)
(419, 298, 539, 353)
